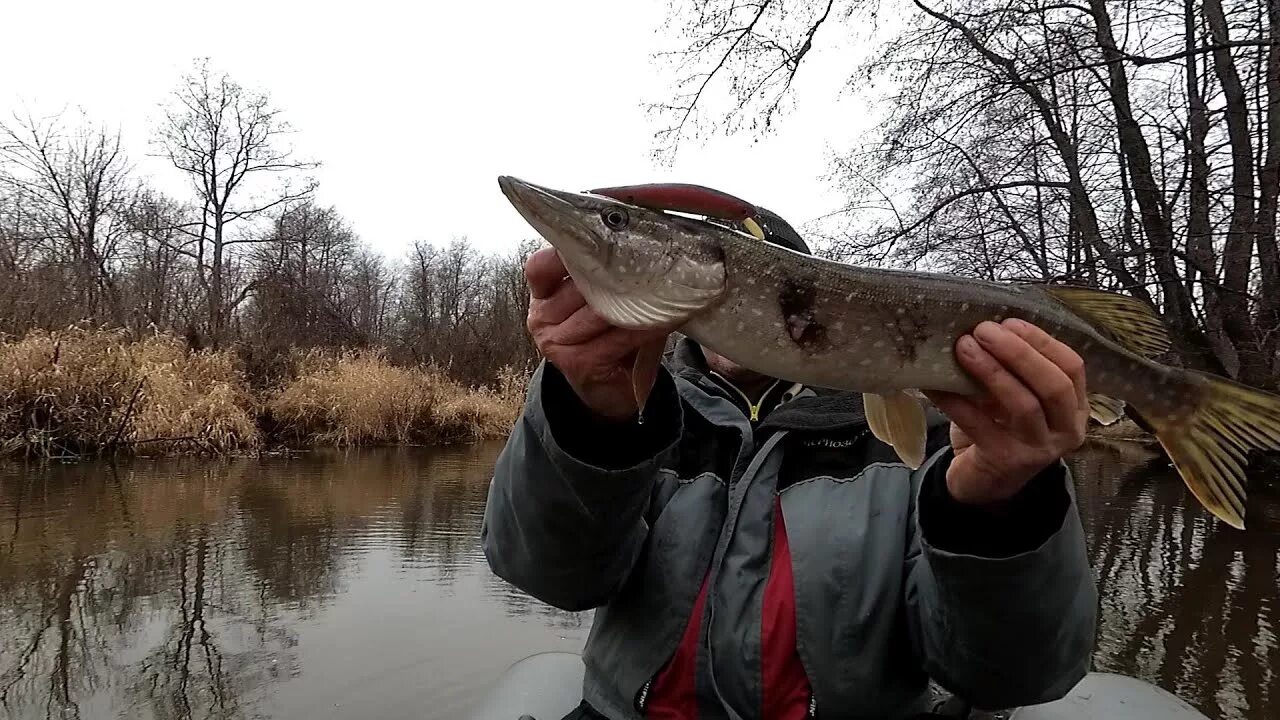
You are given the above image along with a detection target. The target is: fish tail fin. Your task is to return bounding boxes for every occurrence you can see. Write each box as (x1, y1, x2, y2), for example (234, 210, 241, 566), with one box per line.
(1141, 370, 1280, 530)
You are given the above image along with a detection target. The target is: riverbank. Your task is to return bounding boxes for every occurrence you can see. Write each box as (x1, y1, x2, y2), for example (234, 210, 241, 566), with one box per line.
(0, 327, 527, 459)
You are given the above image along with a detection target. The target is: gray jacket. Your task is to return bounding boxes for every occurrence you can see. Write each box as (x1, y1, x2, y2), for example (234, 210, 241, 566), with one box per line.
(482, 339, 1098, 719)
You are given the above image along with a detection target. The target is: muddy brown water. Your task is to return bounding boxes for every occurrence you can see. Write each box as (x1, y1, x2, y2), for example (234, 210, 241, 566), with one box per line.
(0, 440, 1276, 720)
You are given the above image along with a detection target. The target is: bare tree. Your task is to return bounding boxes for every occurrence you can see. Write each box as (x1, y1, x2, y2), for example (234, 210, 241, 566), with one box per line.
(0, 108, 133, 327)
(0, 65, 538, 393)
(119, 189, 198, 332)
(152, 58, 318, 348)
(652, 0, 1279, 385)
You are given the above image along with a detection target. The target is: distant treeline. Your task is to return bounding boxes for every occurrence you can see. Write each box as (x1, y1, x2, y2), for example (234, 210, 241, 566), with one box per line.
(0, 58, 540, 393)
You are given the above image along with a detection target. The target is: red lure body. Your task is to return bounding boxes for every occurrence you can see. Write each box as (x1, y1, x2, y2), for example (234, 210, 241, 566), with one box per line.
(589, 183, 759, 223)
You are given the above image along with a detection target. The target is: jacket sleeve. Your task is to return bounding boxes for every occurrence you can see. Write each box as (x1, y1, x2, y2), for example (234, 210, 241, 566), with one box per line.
(902, 446, 1099, 710)
(481, 359, 684, 612)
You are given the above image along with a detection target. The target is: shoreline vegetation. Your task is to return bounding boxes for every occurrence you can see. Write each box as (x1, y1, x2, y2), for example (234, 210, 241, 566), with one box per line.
(0, 327, 528, 460)
(1, 325, 1169, 463)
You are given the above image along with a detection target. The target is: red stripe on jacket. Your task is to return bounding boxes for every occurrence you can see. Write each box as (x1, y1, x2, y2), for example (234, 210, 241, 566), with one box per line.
(645, 498, 811, 719)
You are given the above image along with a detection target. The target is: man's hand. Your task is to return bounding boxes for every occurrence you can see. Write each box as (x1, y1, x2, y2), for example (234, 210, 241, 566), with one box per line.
(923, 318, 1088, 510)
(525, 246, 673, 422)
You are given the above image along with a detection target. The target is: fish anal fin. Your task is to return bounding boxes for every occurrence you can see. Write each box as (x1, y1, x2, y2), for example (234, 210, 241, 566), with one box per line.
(1087, 393, 1126, 425)
(1039, 285, 1172, 357)
(863, 391, 927, 469)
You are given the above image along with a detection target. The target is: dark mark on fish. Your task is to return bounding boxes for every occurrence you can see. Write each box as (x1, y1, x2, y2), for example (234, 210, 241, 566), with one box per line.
(887, 304, 931, 362)
(779, 277, 828, 352)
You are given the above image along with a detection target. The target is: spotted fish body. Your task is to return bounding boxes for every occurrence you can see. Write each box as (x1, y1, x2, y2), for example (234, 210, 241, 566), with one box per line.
(692, 238, 1114, 391)
(497, 175, 1280, 530)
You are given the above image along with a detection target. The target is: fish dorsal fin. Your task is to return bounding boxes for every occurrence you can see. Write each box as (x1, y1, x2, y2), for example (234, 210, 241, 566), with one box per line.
(863, 391, 927, 469)
(1039, 285, 1172, 357)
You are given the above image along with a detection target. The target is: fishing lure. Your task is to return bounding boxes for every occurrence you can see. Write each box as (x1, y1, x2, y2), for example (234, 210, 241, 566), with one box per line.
(589, 183, 767, 241)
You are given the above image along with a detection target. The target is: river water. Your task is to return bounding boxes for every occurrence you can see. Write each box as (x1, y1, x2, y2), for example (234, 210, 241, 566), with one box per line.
(0, 440, 1276, 720)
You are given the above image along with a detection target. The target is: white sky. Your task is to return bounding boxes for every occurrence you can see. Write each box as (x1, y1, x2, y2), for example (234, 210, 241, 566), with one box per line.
(1, 0, 876, 259)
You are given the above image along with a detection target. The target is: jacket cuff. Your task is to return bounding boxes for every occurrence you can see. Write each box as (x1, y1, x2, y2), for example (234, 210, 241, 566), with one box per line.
(919, 452, 1071, 559)
(539, 360, 684, 472)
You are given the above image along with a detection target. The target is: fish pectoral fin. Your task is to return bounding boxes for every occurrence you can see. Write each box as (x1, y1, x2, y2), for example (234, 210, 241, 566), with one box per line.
(863, 391, 927, 469)
(1038, 285, 1172, 357)
(570, 256, 726, 330)
(1087, 393, 1126, 425)
(631, 338, 667, 418)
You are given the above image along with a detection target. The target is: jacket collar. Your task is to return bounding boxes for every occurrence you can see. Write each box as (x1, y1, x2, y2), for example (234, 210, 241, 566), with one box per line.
(666, 336, 872, 434)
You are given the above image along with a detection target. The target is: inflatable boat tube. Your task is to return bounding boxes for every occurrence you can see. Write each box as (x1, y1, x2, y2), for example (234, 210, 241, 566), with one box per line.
(466, 652, 1210, 720)
(467, 652, 585, 720)
(1007, 672, 1210, 720)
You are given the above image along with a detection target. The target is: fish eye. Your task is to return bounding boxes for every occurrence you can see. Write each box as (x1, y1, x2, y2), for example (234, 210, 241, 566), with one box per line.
(601, 207, 629, 230)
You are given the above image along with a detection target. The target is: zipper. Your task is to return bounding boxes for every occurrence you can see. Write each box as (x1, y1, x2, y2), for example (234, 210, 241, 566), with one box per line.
(711, 372, 779, 422)
(636, 679, 652, 712)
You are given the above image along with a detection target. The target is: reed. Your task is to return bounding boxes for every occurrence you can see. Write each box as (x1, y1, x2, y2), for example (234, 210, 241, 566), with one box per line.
(264, 349, 523, 447)
(0, 329, 527, 458)
(0, 327, 258, 457)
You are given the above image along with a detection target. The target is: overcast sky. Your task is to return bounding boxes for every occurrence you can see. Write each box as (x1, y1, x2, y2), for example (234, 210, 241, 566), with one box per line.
(1, 0, 875, 258)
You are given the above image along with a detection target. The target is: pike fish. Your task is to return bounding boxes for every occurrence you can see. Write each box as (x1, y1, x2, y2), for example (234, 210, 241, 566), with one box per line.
(498, 175, 1280, 530)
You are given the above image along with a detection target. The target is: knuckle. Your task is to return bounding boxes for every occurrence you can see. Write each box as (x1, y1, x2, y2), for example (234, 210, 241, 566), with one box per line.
(527, 306, 546, 329)
(1009, 395, 1042, 420)
(1048, 376, 1076, 403)
(1061, 353, 1085, 378)
(964, 348, 999, 376)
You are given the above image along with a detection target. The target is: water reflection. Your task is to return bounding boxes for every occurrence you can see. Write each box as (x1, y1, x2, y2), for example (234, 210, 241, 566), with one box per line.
(0, 444, 587, 720)
(0, 440, 1276, 719)
(1075, 440, 1280, 720)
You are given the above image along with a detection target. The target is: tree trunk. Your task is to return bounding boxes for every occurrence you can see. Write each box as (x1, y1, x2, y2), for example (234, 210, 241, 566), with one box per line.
(1088, 0, 1217, 367)
(1256, 0, 1280, 378)
(1185, 0, 1236, 374)
(1203, 0, 1266, 383)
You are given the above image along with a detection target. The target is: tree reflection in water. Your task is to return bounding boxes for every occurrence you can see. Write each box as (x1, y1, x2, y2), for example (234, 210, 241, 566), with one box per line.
(1072, 440, 1279, 720)
(0, 439, 1274, 720)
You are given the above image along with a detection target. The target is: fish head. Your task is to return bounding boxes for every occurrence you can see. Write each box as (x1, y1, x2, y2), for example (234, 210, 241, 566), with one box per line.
(497, 175, 731, 330)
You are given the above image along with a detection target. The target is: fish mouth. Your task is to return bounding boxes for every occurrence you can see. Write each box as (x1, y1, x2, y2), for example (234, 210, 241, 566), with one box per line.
(497, 176, 596, 226)
(497, 176, 584, 213)
(499, 175, 745, 238)
(497, 175, 604, 255)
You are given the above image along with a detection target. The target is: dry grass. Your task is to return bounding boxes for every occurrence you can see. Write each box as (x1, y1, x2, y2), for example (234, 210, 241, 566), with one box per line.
(265, 349, 523, 447)
(0, 329, 528, 458)
(0, 326, 258, 457)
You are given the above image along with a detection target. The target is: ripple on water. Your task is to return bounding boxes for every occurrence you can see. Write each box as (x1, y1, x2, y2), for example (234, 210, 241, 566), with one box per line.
(1070, 442, 1280, 720)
